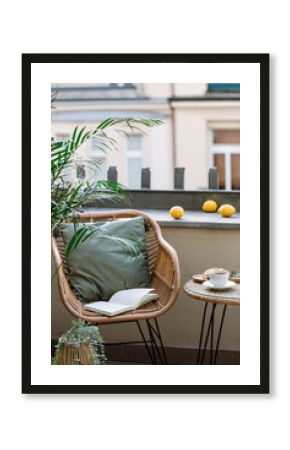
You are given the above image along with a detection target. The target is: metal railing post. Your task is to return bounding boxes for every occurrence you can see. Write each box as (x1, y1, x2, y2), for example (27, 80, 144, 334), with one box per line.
(107, 166, 118, 183)
(208, 167, 219, 189)
(174, 167, 185, 189)
(141, 168, 151, 189)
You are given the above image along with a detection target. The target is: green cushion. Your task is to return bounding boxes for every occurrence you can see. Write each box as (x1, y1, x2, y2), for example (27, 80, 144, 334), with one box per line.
(61, 217, 151, 302)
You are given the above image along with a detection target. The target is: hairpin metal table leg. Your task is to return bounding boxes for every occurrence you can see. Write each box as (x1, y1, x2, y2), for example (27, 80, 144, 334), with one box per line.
(199, 303, 216, 364)
(214, 305, 227, 365)
(196, 302, 208, 364)
(196, 302, 228, 365)
(185, 278, 239, 365)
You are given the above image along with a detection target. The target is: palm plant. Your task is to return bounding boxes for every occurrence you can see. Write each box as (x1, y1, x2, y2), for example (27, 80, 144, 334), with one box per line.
(51, 117, 162, 257)
(51, 113, 163, 364)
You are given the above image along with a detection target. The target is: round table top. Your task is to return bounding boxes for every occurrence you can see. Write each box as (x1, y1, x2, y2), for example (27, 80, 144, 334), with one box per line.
(184, 278, 240, 306)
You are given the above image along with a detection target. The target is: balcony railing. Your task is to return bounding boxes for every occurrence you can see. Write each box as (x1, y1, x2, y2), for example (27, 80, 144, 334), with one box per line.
(83, 166, 240, 215)
(107, 165, 235, 191)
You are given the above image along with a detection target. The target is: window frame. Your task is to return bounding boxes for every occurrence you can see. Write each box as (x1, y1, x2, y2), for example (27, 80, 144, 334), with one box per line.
(84, 136, 108, 182)
(125, 134, 143, 188)
(208, 129, 240, 190)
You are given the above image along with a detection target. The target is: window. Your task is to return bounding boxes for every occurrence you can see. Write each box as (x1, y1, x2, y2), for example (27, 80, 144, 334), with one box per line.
(209, 129, 240, 190)
(54, 135, 108, 182)
(85, 137, 108, 181)
(54, 133, 74, 182)
(208, 83, 240, 92)
(127, 135, 142, 151)
(72, 136, 108, 182)
(126, 135, 143, 188)
(128, 158, 142, 188)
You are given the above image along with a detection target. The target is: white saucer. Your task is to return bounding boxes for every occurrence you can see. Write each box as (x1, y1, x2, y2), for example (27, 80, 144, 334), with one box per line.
(203, 280, 236, 291)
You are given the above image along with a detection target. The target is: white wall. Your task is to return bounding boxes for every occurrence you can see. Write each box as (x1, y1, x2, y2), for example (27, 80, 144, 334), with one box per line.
(174, 83, 207, 96)
(174, 104, 240, 189)
(144, 83, 172, 98)
(150, 115, 173, 189)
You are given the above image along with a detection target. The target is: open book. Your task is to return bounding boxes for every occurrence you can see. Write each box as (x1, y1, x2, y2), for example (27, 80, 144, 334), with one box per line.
(84, 288, 159, 317)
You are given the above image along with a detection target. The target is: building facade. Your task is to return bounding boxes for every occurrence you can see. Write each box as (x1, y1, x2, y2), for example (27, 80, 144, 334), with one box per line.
(51, 83, 240, 190)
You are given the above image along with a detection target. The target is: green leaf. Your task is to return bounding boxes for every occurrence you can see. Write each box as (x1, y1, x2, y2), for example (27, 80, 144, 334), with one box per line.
(74, 126, 87, 148)
(65, 227, 97, 258)
(51, 141, 64, 151)
(97, 235, 141, 256)
(80, 130, 91, 144)
(71, 126, 78, 142)
(51, 117, 163, 231)
(97, 118, 116, 130)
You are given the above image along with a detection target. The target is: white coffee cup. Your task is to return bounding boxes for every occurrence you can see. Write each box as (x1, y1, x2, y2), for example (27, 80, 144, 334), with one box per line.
(209, 269, 230, 287)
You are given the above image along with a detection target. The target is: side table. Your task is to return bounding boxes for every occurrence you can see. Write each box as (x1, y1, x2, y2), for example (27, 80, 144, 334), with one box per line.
(184, 278, 240, 365)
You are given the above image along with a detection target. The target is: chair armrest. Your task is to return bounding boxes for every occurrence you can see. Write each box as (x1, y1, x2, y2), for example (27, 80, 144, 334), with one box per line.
(151, 241, 180, 313)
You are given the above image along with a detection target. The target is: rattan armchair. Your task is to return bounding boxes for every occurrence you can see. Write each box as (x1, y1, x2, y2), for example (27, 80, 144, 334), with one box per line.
(52, 210, 180, 364)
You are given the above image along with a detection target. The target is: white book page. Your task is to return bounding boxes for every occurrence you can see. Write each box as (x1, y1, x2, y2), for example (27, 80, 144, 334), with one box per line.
(110, 288, 155, 308)
(84, 301, 129, 316)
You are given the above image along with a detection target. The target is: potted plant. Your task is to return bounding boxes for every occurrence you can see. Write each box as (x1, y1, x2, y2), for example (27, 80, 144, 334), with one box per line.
(51, 115, 162, 364)
(52, 319, 106, 365)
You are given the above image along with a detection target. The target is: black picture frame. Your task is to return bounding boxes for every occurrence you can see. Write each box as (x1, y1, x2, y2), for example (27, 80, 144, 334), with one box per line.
(22, 53, 269, 394)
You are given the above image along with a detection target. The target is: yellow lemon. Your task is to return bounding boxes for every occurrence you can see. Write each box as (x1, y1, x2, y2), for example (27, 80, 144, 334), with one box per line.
(169, 206, 184, 219)
(218, 204, 236, 218)
(202, 200, 218, 213)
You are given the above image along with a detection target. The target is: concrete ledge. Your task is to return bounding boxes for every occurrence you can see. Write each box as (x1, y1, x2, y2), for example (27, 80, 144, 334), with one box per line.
(86, 207, 240, 230)
(86, 189, 240, 211)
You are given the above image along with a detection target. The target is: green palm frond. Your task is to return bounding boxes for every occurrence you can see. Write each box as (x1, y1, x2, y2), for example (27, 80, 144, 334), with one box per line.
(64, 227, 98, 258)
(51, 180, 128, 232)
(51, 118, 163, 184)
(51, 117, 163, 250)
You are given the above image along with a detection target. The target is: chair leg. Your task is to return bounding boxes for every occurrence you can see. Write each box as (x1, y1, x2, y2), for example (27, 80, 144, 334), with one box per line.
(136, 321, 156, 364)
(136, 320, 168, 365)
(146, 319, 168, 365)
(146, 321, 159, 364)
(153, 318, 168, 364)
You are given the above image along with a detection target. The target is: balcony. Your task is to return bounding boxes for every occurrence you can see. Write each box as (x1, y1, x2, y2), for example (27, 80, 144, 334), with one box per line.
(51, 189, 240, 365)
(51, 83, 240, 365)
